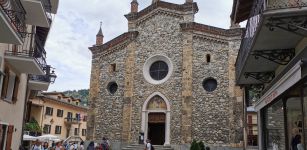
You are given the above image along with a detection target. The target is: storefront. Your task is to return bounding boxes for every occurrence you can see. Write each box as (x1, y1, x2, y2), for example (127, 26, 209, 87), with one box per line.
(256, 60, 307, 150)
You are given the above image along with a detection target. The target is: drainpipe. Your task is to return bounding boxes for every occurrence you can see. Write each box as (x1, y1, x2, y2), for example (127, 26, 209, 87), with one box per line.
(20, 75, 30, 145)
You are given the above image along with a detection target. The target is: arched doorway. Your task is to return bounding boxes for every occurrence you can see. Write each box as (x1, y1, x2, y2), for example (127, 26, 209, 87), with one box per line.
(142, 92, 170, 146)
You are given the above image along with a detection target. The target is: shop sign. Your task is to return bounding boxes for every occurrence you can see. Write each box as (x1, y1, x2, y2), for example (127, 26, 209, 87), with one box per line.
(255, 61, 302, 111)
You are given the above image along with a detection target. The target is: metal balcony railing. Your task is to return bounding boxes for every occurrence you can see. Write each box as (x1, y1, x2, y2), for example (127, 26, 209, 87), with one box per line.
(235, 0, 307, 82)
(64, 118, 81, 124)
(0, 0, 26, 39)
(236, 0, 264, 82)
(29, 74, 50, 82)
(5, 33, 47, 71)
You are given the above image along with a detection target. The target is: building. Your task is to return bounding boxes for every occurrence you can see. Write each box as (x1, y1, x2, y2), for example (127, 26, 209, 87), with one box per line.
(88, 0, 244, 149)
(232, 0, 307, 149)
(0, 0, 59, 149)
(27, 92, 88, 141)
(246, 107, 258, 148)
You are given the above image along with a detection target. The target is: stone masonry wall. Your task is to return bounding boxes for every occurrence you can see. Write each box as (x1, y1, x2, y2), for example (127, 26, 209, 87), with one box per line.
(131, 13, 185, 144)
(94, 47, 128, 141)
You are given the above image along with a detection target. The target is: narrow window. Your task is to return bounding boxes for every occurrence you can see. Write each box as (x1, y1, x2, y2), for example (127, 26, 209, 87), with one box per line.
(206, 54, 211, 63)
(110, 63, 116, 72)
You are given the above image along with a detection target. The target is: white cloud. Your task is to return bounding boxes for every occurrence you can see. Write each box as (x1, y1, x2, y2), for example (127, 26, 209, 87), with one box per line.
(46, 0, 235, 91)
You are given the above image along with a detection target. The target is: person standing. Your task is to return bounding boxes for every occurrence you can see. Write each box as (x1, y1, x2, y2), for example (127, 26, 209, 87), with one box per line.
(42, 142, 49, 150)
(145, 139, 152, 150)
(31, 140, 42, 150)
(87, 141, 95, 150)
(79, 141, 85, 150)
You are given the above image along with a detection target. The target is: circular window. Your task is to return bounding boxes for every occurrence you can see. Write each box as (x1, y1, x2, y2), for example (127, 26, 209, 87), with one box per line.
(202, 78, 217, 92)
(143, 55, 173, 85)
(149, 61, 169, 80)
(107, 82, 118, 94)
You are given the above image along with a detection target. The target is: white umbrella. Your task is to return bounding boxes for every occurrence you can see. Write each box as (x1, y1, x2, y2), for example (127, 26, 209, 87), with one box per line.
(38, 134, 59, 141)
(23, 134, 37, 141)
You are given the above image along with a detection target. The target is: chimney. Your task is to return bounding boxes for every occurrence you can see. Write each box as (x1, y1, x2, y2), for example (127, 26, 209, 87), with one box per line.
(96, 22, 104, 46)
(131, 0, 138, 13)
(186, 0, 193, 3)
(152, 0, 159, 4)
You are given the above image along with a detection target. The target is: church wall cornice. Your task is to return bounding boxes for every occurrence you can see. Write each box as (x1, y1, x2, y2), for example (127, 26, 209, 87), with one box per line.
(125, 1, 198, 21)
(89, 31, 139, 58)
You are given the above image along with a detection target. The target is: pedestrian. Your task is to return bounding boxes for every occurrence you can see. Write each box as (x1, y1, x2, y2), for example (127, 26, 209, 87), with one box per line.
(52, 141, 56, 148)
(101, 137, 109, 150)
(80, 141, 85, 150)
(69, 142, 74, 150)
(87, 141, 95, 150)
(55, 141, 64, 150)
(73, 142, 78, 150)
(31, 140, 42, 150)
(144, 139, 154, 150)
(297, 135, 304, 150)
(42, 142, 49, 150)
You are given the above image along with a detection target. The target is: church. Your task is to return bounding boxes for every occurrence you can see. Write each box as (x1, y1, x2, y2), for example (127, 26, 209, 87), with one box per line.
(88, 0, 244, 149)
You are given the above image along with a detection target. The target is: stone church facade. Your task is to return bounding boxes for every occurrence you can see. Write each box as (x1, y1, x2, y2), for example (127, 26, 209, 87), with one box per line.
(88, 0, 244, 149)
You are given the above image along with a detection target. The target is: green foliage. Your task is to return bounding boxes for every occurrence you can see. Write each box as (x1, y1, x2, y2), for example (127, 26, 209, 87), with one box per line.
(190, 140, 201, 150)
(63, 89, 89, 105)
(191, 140, 210, 150)
(24, 118, 42, 133)
(198, 141, 205, 150)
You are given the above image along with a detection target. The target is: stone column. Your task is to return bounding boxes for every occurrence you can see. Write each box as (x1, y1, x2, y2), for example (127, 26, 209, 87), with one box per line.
(87, 53, 101, 140)
(181, 32, 193, 143)
(122, 41, 136, 143)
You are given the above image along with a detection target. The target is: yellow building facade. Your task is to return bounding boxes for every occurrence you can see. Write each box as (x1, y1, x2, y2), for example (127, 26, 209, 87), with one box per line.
(28, 92, 88, 141)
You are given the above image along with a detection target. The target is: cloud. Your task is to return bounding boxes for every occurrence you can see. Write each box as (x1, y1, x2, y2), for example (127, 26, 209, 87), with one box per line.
(46, 0, 236, 91)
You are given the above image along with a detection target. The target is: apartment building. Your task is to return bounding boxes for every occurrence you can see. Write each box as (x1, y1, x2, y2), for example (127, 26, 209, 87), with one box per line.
(232, 0, 307, 149)
(27, 92, 88, 141)
(0, 0, 59, 149)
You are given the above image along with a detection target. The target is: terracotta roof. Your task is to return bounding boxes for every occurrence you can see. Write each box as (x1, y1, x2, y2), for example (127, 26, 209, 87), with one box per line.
(180, 22, 243, 37)
(89, 31, 139, 55)
(38, 95, 88, 110)
(125, 1, 198, 21)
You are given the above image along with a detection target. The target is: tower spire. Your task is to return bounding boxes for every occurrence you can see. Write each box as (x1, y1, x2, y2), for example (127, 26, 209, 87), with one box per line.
(96, 22, 104, 46)
(131, 0, 138, 13)
(152, 0, 159, 4)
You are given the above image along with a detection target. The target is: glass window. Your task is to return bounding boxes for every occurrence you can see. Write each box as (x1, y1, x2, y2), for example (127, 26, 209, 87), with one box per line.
(287, 97, 303, 150)
(264, 100, 286, 150)
(108, 82, 118, 94)
(202, 78, 218, 92)
(149, 61, 169, 80)
(303, 83, 307, 149)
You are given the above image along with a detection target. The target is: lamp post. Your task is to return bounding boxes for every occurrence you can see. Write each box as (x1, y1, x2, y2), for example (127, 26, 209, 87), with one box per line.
(49, 70, 57, 83)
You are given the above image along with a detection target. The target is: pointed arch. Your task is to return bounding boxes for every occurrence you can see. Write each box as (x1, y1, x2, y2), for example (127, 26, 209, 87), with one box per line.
(142, 92, 170, 111)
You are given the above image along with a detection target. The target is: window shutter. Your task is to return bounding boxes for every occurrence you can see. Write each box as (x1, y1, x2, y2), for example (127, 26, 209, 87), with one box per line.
(5, 125, 14, 150)
(1, 67, 9, 98)
(12, 76, 20, 103)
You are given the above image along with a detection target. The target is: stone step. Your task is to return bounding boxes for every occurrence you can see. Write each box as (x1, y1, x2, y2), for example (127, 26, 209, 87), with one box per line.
(122, 144, 174, 150)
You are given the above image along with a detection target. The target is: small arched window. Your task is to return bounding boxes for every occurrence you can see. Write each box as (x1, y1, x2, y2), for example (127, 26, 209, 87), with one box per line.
(206, 54, 211, 63)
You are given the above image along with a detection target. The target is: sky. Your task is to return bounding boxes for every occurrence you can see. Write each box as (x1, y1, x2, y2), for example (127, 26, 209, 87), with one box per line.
(46, 0, 236, 92)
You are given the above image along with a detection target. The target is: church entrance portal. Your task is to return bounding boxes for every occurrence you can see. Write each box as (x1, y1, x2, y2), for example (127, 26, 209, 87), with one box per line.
(148, 113, 165, 145)
(142, 92, 170, 145)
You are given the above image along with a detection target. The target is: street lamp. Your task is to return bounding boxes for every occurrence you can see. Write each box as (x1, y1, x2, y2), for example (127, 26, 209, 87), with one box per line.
(49, 70, 57, 83)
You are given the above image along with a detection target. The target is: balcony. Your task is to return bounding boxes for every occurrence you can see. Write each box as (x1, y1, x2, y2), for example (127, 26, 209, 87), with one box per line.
(28, 65, 56, 91)
(0, 0, 26, 45)
(64, 118, 81, 125)
(20, 0, 51, 27)
(236, 0, 307, 85)
(5, 33, 47, 75)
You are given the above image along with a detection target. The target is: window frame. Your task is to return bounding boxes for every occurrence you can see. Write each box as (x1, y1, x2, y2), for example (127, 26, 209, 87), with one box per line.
(45, 107, 53, 116)
(74, 128, 79, 136)
(82, 129, 86, 136)
(43, 124, 51, 134)
(55, 126, 61, 134)
(56, 109, 63, 117)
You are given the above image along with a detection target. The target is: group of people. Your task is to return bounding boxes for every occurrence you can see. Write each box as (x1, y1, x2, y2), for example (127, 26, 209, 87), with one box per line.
(86, 137, 110, 150)
(30, 140, 85, 150)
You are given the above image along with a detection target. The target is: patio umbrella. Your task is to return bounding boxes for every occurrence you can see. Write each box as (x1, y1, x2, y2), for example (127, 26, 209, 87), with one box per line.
(23, 134, 37, 141)
(38, 134, 59, 141)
